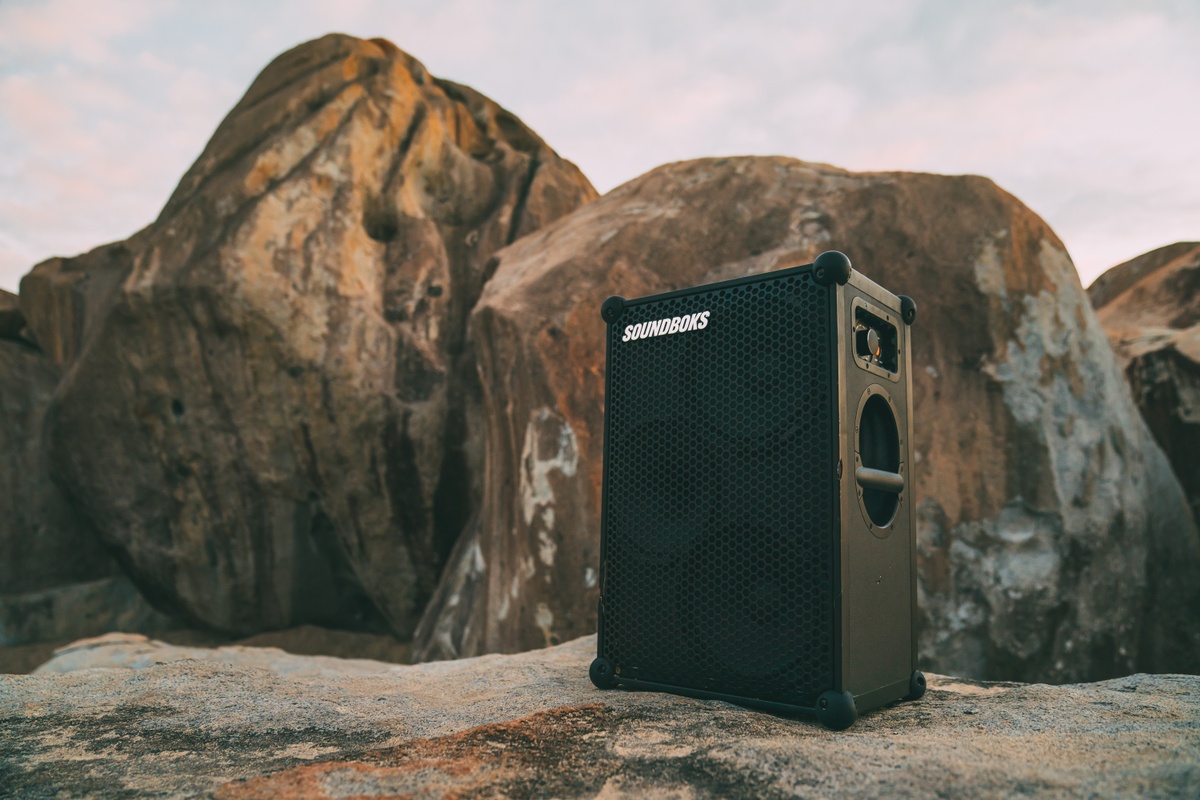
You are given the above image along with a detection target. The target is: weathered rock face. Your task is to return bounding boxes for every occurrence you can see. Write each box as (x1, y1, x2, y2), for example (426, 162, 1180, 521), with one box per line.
(17, 236, 141, 366)
(414, 157, 1200, 683)
(42, 34, 596, 637)
(0, 288, 25, 341)
(1089, 242, 1200, 513)
(3, 634, 1198, 798)
(0, 577, 176, 649)
(1089, 242, 1200, 525)
(0, 339, 111, 598)
(1122, 331, 1200, 523)
(0, 335, 176, 647)
(1087, 241, 1200, 321)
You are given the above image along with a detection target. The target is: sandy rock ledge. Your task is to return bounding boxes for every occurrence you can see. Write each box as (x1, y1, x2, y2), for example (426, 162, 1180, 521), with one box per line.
(0, 635, 1196, 798)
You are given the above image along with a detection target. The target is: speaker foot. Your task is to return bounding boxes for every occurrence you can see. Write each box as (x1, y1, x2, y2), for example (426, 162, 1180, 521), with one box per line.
(590, 657, 617, 689)
(816, 690, 857, 730)
(906, 669, 927, 701)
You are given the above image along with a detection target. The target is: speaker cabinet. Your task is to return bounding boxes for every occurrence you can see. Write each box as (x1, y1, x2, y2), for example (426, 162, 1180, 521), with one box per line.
(590, 251, 924, 730)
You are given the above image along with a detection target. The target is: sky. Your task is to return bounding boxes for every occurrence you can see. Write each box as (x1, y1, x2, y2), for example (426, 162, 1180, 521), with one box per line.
(1, 0, 1197, 293)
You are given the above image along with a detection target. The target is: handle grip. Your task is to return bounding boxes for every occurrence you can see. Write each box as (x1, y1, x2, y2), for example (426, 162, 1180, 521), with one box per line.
(855, 466, 904, 494)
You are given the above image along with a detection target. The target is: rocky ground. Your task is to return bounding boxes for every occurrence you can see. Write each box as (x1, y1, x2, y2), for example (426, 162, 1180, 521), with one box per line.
(1, 634, 1196, 798)
(0, 625, 411, 676)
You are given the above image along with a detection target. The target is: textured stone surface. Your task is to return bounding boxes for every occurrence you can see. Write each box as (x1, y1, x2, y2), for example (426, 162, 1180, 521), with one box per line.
(1122, 331, 1200, 525)
(32, 631, 407, 677)
(0, 577, 175, 650)
(1089, 243, 1200, 525)
(1, 625, 409, 676)
(1, 297, 176, 651)
(17, 236, 140, 366)
(0, 288, 25, 341)
(40, 34, 596, 637)
(0, 340, 150, 649)
(415, 157, 1200, 684)
(1087, 241, 1200, 321)
(0, 340, 105, 598)
(1, 634, 1197, 798)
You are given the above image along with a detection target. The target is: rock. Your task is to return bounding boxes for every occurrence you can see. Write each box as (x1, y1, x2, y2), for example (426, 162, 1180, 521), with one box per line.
(32, 631, 406, 678)
(0, 340, 113, 601)
(1122, 330, 1200, 524)
(1087, 241, 1200, 322)
(228, 624, 412, 665)
(0, 336, 175, 651)
(2, 624, 409, 676)
(414, 157, 1200, 684)
(0, 288, 26, 341)
(0, 338, 178, 650)
(17, 236, 141, 365)
(41, 35, 596, 637)
(2, 634, 1197, 798)
(0, 576, 176, 649)
(1088, 243, 1200, 525)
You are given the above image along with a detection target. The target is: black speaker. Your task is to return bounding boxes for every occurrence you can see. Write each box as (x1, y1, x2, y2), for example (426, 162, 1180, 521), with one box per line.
(590, 251, 924, 730)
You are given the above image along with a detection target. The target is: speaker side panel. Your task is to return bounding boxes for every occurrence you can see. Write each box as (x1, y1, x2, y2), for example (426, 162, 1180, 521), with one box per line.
(598, 268, 839, 708)
(837, 273, 916, 705)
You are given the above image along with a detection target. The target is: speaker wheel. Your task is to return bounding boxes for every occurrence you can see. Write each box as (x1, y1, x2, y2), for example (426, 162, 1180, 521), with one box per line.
(816, 689, 858, 730)
(590, 657, 617, 689)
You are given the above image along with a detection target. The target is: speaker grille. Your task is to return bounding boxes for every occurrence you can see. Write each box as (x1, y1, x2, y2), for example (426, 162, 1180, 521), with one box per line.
(601, 269, 837, 707)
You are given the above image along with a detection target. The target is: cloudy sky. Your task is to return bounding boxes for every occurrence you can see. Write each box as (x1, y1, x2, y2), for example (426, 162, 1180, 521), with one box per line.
(1, 0, 1197, 293)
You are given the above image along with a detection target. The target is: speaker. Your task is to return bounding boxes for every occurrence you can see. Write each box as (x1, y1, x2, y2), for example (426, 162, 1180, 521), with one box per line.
(590, 251, 924, 730)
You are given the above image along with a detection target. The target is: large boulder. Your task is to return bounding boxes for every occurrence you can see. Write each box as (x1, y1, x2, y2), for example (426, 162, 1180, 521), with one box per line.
(1088, 243, 1200, 524)
(414, 157, 1200, 683)
(3, 634, 1198, 797)
(0, 335, 173, 647)
(42, 34, 596, 637)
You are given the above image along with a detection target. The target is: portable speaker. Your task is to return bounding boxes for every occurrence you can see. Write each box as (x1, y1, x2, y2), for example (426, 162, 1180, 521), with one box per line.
(589, 251, 924, 730)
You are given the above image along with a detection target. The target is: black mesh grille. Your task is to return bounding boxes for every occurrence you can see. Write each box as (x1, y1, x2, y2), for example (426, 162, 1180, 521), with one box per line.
(600, 269, 837, 707)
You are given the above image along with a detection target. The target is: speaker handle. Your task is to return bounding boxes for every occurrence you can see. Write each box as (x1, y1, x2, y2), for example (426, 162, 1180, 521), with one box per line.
(855, 466, 904, 494)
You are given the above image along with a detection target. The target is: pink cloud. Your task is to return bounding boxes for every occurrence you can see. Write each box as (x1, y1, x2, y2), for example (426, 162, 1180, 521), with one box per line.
(0, 0, 169, 64)
(0, 75, 79, 134)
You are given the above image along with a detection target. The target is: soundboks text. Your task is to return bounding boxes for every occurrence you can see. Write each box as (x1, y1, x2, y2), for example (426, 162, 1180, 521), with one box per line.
(621, 311, 710, 342)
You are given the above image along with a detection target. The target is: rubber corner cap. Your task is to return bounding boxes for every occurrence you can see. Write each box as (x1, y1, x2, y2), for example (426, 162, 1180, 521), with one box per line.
(601, 296, 626, 324)
(899, 295, 917, 325)
(590, 656, 616, 689)
(813, 251, 852, 286)
(816, 689, 858, 730)
(906, 669, 927, 701)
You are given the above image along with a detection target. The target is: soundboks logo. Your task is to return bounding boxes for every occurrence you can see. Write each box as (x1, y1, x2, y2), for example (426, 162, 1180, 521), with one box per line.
(622, 311, 710, 342)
